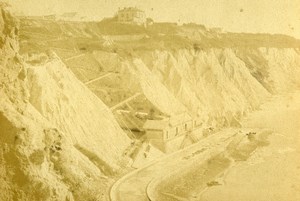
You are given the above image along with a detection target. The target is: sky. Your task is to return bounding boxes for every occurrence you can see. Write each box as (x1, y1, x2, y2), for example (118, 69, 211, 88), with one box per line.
(5, 0, 300, 39)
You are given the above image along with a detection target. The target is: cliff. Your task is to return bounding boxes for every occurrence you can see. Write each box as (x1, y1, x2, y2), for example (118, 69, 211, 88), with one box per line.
(94, 47, 300, 129)
(1, 6, 299, 200)
(0, 5, 130, 201)
(133, 47, 300, 120)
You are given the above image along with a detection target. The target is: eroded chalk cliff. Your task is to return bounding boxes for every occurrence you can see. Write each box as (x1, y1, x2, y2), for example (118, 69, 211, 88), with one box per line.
(0, 5, 130, 201)
(117, 47, 300, 128)
(1, 4, 300, 200)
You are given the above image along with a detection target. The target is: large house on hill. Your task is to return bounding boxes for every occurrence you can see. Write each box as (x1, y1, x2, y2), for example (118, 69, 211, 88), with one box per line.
(117, 7, 146, 25)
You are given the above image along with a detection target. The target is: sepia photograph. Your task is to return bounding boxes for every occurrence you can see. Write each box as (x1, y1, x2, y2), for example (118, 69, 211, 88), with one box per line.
(0, 0, 299, 201)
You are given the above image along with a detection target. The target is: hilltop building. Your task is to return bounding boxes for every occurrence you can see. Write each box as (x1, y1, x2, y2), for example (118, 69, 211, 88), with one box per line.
(20, 14, 56, 21)
(117, 7, 146, 26)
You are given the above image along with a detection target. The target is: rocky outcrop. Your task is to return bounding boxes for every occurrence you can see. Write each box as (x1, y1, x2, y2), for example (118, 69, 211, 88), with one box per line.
(1, 3, 300, 200)
(90, 47, 300, 132)
(0, 5, 130, 201)
(120, 47, 300, 128)
(27, 57, 131, 170)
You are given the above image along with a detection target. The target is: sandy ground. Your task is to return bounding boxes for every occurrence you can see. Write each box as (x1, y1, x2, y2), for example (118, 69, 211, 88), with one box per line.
(199, 92, 300, 201)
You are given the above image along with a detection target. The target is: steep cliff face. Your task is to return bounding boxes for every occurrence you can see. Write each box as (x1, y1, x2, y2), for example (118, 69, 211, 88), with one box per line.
(0, 5, 130, 201)
(88, 47, 300, 131)
(151, 49, 269, 113)
(257, 48, 300, 92)
(121, 59, 187, 115)
(3, 6, 300, 199)
(27, 57, 130, 169)
(121, 47, 300, 127)
(18, 16, 300, 130)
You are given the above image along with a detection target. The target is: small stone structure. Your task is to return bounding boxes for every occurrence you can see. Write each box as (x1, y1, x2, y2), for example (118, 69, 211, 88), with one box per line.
(143, 112, 194, 153)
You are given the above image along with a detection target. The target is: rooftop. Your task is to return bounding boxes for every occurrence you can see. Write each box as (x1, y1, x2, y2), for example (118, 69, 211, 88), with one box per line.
(143, 112, 192, 130)
(169, 113, 192, 126)
(143, 119, 169, 130)
(61, 12, 77, 18)
(118, 7, 144, 13)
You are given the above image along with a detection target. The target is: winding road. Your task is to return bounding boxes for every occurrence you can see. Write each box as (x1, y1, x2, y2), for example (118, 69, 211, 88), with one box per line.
(110, 128, 246, 201)
(110, 91, 300, 201)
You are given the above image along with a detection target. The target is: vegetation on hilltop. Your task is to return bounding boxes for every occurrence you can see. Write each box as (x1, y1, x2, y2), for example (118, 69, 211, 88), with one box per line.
(18, 17, 300, 55)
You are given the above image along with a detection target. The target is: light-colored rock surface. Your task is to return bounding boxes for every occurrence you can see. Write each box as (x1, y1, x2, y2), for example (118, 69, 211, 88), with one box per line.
(1, 2, 300, 200)
(0, 5, 129, 201)
(27, 57, 130, 170)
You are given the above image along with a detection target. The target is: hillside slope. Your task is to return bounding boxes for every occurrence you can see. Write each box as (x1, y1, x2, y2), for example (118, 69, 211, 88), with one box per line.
(0, 5, 130, 201)
(18, 16, 300, 130)
(88, 48, 300, 130)
(131, 47, 300, 127)
(27, 56, 130, 170)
